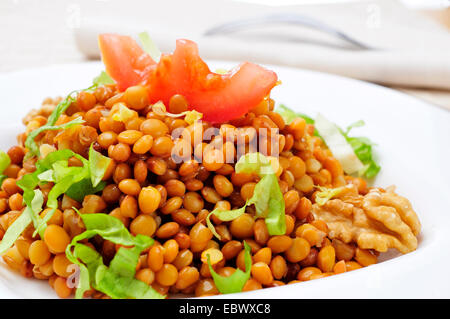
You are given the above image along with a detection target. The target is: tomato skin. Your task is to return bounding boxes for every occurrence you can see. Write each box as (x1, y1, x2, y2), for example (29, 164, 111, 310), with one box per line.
(98, 33, 156, 91)
(99, 35, 278, 123)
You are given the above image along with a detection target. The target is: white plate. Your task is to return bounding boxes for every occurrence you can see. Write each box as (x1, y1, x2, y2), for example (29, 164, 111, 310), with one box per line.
(0, 62, 449, 299)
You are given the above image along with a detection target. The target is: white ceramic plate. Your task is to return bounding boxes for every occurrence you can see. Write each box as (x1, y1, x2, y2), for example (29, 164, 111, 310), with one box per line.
(0, 62, 449, 299)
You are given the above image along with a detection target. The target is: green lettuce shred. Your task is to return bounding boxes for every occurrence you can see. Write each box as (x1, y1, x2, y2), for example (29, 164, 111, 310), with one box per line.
(206, 205, 247, 240)
(214, 68, 229, 75)
(206, 153, 286, 239)
(341, 120, 380, 178)
(17, 149, 76, 237)
(24, 70, 115, 159)
(65, 212, 164, 299)
(92, 71, 115, 87)
(0, 151, 11, 185)
(0, 189, 43, 255)
(24, 113, 84, 160)
(315, 113, 364, 175)
(88, 142, 111, 188)
(0, 212, 31, 255)
(275, 104, 380, 179)
(208, 241, 252, 294)
(236, 153, 286, 235)
(275, 104, 314, 125)
(0, 151, 11, 172)
(138, 31, 161, 62)
(65, 179, 107, 203)
(14, 145, 110, 239)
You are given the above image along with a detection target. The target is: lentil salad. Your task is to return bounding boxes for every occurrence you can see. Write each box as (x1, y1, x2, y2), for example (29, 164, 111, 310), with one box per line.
(0, 33, 421, 299)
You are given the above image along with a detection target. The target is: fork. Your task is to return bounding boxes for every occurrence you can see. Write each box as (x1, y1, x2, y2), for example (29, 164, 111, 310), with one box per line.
(204, 13, 373, 50)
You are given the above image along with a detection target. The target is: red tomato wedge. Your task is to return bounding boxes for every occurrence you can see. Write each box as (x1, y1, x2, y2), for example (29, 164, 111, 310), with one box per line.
(98, 34, 156, 91)
(98, 34, 278, 123)
(145, 39, 278, 123)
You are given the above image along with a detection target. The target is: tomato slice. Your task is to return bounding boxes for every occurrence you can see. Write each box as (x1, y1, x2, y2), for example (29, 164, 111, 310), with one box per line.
(98, 34, 156, 91)
(98, 35, 278, 123)
(146, 39, 278, 123)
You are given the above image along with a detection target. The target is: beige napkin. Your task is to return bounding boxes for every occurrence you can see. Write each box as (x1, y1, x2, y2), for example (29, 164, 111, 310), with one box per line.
(74, 0, 450, 90)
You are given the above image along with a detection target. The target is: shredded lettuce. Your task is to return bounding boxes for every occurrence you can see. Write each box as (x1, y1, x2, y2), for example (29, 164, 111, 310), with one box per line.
(65, 212, 164, 299)
(15, 145, 110, 238)
(138, 31, 161, 62)
(17, 149, 76, 237)
(315, 113, 365, 175)
(206, 153, 286, 239)
(88, 144, 111, 188)
(65, 179, 107, 203)
(70, 243, 102, 298)
(23, 189, 46, 237)
(37, 145, 109, 233)
(341, 121, 380, 178)
(0, 151, 11, 185)
(214, 68, 229, 75)
(208, 241, 252, 294)
(0, 211, 31, 255)
(206, 206, 247, 240)
(96, 237, 163, 299)
(315, 186, 344, 206)
(37, 169, 54, 182)
(41, 169, 89, 234)
(0, 71, 114, 257)
(0, 189, 43, 255)
(236, 153, 286, 235)
(0, 151, 11, 174)
(275, 104, 314, 125)
(92, 71, 115, 87)
(25, 116, 85, 160)
(275, 105, 380, 179)
(24, 70, 115, 159)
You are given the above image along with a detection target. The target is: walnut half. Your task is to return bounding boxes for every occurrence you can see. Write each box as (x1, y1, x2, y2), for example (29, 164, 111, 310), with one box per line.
(312, 185, 421, 254)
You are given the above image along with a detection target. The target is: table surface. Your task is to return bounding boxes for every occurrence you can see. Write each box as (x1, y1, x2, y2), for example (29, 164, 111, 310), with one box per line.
(1, 1, 449, 111)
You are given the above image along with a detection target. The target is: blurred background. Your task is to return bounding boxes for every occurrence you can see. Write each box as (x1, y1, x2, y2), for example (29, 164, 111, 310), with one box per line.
(1, 0, 449, 110)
